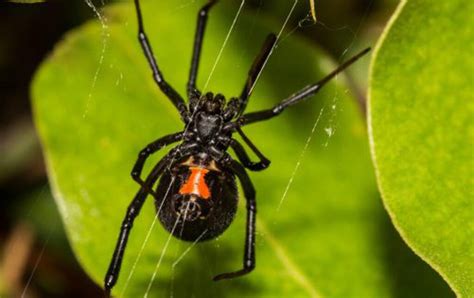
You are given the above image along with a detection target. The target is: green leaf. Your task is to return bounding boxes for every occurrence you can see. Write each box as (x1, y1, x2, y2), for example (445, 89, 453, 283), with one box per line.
(33, 1, 453, 297)
(369, 0, 474, 296)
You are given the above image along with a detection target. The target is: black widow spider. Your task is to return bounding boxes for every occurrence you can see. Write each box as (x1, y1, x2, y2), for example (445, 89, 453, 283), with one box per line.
(104, 0, 369, 295)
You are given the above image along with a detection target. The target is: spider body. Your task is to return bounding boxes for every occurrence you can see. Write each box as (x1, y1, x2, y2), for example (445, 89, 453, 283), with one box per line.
(104, 0, 369, 295)
(156, 152, 238, 242)
(155, 92, 248, 241)
(188, 92, 231, 144)
(154, 92, 241, 242)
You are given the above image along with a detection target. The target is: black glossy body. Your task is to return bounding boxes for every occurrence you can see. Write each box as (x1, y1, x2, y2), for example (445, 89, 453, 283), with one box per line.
(104, 0, 369, 295)
(156, 154, 238, 242)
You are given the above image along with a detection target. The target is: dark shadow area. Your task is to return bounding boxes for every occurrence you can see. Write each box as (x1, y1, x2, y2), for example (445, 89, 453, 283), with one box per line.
(0, 0, 92, 128)
(0, 2, 105, 296)
(1, 186, 104, 297)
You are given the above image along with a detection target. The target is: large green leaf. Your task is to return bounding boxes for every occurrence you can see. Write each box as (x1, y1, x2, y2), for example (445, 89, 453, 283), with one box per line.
(33, 1, 453, 297)
(369, 0, 473, 296)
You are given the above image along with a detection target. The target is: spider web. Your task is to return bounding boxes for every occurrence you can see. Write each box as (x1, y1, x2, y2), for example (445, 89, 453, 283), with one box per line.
(82, 0, 110, 119)
(134, 1, 351, 297)
(98, 0, 368, 296)
(20, 0, 373, 296)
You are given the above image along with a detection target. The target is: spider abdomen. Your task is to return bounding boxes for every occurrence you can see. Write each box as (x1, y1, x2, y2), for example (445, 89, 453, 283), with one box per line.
(155, 155, 238, 242)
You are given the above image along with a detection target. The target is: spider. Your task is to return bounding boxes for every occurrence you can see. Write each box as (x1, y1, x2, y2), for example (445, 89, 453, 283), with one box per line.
(104, 0, 369, 295)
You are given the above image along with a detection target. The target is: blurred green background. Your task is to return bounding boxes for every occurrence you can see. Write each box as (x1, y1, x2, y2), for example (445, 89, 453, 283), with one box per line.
(0, 0, 411, 297)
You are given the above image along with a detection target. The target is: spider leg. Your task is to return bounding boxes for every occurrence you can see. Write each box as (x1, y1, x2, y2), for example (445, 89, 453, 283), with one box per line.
(230, 139, 269, 171)
(229, 127, 270, 171)
(237, 33, 277, 117)
(213, 159, 257, 281)
(187, 0, 218, 99)
(104, 152, 177, 296)
(133, 0, 188, 120)
(131, 132, 183, 186)
(238, 47, 371, 126)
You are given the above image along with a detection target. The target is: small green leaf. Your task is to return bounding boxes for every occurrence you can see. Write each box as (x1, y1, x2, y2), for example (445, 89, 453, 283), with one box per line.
(33, 1, 453, 297)
(369, 0, 473, 296)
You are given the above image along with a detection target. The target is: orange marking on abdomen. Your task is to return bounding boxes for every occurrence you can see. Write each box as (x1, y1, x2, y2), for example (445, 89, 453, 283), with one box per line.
(179, 166, 211, 199)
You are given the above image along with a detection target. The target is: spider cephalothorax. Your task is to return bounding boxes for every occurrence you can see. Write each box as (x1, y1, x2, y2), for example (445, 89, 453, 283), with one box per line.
(104, 0, 369, 295)
(191, 92, 227, 142)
